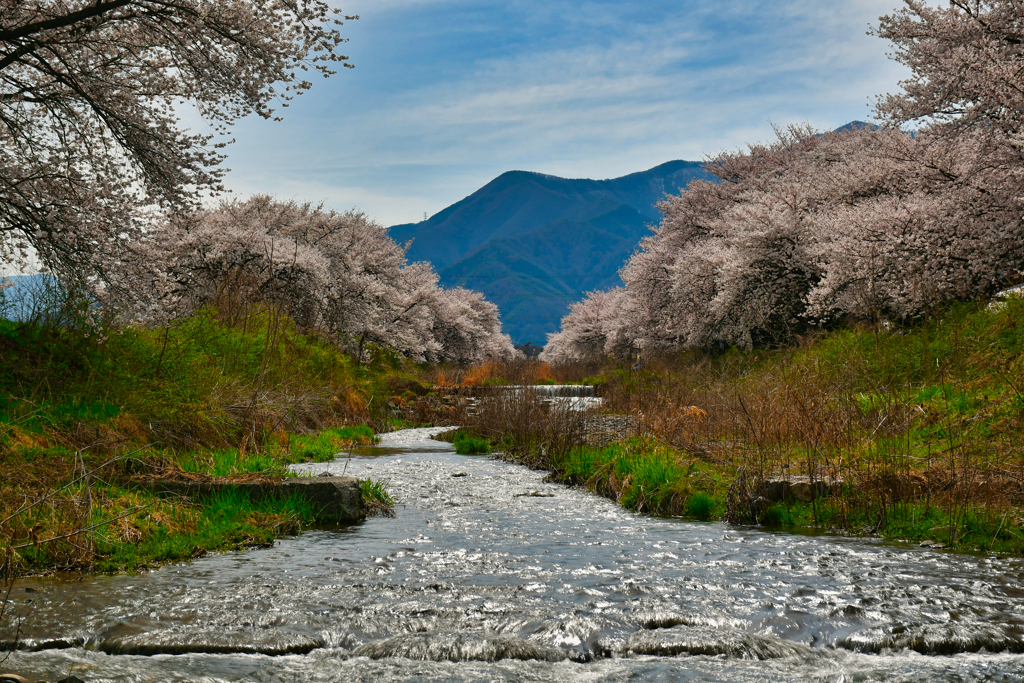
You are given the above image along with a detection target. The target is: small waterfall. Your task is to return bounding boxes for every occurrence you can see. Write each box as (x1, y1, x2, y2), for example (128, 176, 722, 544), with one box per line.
(530, 384, 595, 398)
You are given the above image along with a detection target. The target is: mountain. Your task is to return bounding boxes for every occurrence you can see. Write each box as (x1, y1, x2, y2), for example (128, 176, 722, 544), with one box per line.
(390, 160, 713, 344)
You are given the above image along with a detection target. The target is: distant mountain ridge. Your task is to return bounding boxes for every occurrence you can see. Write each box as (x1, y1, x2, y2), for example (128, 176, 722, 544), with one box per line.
(390, 160, 714, 344)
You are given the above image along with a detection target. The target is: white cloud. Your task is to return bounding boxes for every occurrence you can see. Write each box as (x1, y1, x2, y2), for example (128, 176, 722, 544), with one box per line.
(220, 0, 912, 224)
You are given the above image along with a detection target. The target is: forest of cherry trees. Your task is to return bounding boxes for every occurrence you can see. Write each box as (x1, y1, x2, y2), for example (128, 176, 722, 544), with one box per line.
(542, 1, 1024, 364)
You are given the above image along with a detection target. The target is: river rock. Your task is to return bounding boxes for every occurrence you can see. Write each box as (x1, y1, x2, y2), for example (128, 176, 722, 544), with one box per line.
(839, 623, 1024, 655)
(279, 477, 364, 523)
(764, 476, 839, 502)
(352, 632, 566, 663)
(789, 482, 814, 502)
(142, 476, 364, 523)
(0, 636, 85, 652)
(623, 624, 810, 660)
(100, 629, 322, 656)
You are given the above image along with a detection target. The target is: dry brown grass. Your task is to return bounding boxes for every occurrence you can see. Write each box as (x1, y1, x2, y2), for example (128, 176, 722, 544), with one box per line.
(454, 361, 586, 467)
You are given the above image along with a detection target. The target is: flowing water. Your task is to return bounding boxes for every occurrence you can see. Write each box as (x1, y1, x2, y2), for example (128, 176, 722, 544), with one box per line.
(4, 427, 1024, 682)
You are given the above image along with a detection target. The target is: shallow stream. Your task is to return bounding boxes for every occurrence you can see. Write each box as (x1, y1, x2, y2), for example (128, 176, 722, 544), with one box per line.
(4, 427, 1024, 681)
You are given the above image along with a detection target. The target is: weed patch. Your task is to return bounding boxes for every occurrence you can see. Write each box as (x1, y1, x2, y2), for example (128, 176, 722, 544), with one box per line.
(453, 431, 491, 455)
(359, 478, 396, 517)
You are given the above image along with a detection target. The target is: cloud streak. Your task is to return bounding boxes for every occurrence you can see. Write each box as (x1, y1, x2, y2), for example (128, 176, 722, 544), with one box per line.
(220, 0, 910, 225)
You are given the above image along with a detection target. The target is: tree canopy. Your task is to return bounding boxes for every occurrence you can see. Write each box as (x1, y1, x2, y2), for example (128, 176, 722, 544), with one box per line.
(0, 0, 354, 284)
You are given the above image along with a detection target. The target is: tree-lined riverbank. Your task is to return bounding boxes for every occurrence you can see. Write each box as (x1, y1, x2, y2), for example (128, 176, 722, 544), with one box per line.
(467, 296, 1024, 555)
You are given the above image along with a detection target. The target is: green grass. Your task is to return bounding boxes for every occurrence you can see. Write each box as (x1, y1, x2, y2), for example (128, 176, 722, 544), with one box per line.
(686, 493, 715, 520)
(551, 438, 725, 519)
(7, 483, 321, 575)
(0, 301, 369, 451)
(179, 449, 285, 476)
(0, 285, 440, 577)
(453, 431, 492, 455)
(288, 425, 377, 463)
(568, 296, 1024, 550)
(751, 498, 1024, 554)
(172, 425, 377, 477)
(359, 478, 396, 517)
(92, 487, 318, 573)
(1, 433, 396, 576)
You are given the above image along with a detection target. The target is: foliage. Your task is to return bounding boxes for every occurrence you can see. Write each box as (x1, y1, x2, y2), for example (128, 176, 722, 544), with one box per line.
(130, 196, 518, 364)
(543, 125, 1022, 362)
(686, 493, 715, 521)
(1, 0, 353, 287)
(0, 464, 320, 576)
(176, 426, 376, 476)
(289, 426, 375, 463)
(0, 420, 383, 576)
(359, 478, 396, 517)
(576, 296, 1024, 550)
(0, 299, 367, 448)
(874, 0, 1024, 140)
(549, 438, 724, 518)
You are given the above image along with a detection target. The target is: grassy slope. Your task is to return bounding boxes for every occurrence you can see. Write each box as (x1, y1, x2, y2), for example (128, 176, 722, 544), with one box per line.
(0, 302, 416, 576)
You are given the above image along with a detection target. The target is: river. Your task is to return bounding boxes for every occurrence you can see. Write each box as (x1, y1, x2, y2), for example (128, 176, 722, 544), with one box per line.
(3, 427, 1024, 681)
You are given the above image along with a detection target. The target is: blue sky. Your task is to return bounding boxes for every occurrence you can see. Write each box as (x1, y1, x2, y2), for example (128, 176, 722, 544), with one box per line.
(219, 0, 909, 226)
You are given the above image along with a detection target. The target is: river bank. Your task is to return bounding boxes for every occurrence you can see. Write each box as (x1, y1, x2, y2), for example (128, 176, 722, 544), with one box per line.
(0, 299, 414, 577)
(492, 435, 1024, 556)
(0, 425, 391, 577)
(460, 297, 1024, 555)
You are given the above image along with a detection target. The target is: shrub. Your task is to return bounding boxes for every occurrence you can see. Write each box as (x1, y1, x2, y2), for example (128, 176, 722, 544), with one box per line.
(765, 504, 797, 527)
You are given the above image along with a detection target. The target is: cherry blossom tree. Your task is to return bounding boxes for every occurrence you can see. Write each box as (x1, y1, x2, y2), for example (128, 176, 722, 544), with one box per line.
(540, 1, 1024, 363)
(141, 196, 516, 363)
(0, 0, 354, 285)
(617, 125, 829, 352)
(874, 0, 1024, 139)
(539, 287, 635, 364)
(544, 123, 1022, 362)
(805, 127, 1022, 323)
(429, 287, 518, 364)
